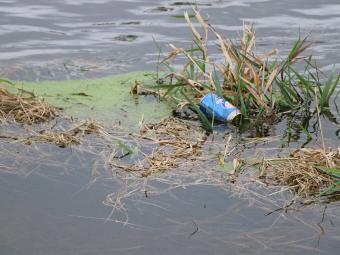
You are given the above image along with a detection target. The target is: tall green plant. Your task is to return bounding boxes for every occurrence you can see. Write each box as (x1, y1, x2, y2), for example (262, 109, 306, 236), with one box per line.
(155, 8, 339, 129)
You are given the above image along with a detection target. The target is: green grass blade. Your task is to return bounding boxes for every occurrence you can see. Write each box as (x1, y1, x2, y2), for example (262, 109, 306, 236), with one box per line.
(320, 72, 340, 107)
(180, 90, 212, 131)
(0, 79, 14, 85)
(320, 181, 340, 196)
(212, 68, 223, 97)
(289, 67, 314, 97)
(316, 166, 340, 178)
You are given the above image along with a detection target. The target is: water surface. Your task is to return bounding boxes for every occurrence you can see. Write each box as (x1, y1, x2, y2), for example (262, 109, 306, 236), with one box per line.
(1, 0, 340, 254)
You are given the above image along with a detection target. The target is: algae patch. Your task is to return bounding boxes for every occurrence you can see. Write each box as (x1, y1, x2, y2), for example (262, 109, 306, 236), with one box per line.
(11, 72, 172, 129)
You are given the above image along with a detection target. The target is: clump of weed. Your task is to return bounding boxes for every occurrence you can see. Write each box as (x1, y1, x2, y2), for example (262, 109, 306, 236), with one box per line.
(257, 148, 340, 198)
(0, 87, 58, 124)
(154, 8, 339, 130)
(111, 117, 207, 177)
(25, 120, 102, 147)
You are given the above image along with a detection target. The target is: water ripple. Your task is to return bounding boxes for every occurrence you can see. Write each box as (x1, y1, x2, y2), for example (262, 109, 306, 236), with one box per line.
(0, 0, 339, 79)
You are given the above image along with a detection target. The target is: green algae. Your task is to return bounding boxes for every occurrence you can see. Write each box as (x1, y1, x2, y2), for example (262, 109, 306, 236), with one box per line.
(10, 71, 172, 130)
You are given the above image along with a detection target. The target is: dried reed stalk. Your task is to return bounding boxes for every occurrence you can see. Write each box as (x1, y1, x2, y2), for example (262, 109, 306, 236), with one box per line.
(112, 117, 207, 176)
(0, 88, 58, 124)
(25, 121, 102, 147)
(261, 148, 340, 198)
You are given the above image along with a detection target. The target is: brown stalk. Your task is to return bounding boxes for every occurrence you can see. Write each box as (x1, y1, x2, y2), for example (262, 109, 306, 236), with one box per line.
(260, 148, 339, 198)
(112, 117, 207, 177)
(25, 121, 102, 147)
(0, 88, 58, 124)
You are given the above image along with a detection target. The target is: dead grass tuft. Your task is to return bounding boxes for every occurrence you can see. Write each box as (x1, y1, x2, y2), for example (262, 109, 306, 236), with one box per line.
(260, 148, 340, 198)
(25, 120, 102, 147)
(0, 88, 58, 124)
(112, 117, 207, 176)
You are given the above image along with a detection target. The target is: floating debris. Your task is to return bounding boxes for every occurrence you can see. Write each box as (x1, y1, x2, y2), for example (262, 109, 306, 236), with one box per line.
(257, 148, 340, 198)
(111, 117, 207, 177)
(0, 88, 58, 124)
(170, 2, 212, 6)
(113, 34, 138, 42)
(149, 6, 174, 12)
(25, 121, 102, 148)
(200, 92, 241, 122)
(120, 21, 140, 25)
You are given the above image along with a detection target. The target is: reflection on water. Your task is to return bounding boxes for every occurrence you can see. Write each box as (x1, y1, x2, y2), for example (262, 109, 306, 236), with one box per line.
(1, 0, 340, 254)
(1, 139, 340, 255)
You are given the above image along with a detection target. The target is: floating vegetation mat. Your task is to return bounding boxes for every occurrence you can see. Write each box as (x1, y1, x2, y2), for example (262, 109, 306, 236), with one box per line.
(111, 117, 207, 177)
(257, 148, 340, 199)
(0, 88, 58, 124)
(24, 120, 103, 148)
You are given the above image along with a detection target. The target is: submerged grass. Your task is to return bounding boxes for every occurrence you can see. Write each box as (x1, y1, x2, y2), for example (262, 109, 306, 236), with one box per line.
(153, 8, 339, 130)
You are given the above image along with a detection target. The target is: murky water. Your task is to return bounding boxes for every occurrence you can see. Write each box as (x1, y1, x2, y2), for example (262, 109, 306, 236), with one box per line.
(2, 138, 340, 255)
(1, 0, 340, 254)
(1, 0, 340, 80)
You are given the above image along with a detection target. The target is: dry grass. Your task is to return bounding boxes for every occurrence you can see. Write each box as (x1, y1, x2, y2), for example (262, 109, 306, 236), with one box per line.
(25, 120, 102, 147)
(111, 117, 207, 177)
(130, 80, 166, 97)
(259, 148, 340, 198)
(0, 88, 58, 124)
